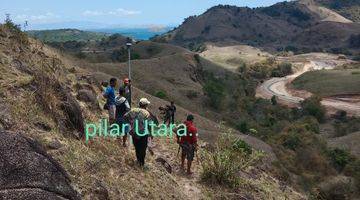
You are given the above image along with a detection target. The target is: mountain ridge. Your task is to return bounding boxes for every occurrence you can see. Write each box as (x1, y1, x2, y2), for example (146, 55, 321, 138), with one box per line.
(154, 0, 360, 54)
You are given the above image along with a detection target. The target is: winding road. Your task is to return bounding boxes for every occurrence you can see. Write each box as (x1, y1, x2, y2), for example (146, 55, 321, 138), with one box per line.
(256, 53, 360, 116)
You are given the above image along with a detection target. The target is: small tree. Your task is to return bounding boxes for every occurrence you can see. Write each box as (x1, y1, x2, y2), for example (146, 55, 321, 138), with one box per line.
(301, 96, 326, 122)
(271, 95, 277, 105)
(203, 79, 224, 109)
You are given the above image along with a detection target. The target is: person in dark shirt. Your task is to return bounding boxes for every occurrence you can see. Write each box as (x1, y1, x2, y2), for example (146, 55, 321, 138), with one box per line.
(169, 101, 176, 124)
(115, 87, 131, 147)
(123, 78, 132, 107)
(103, 78, 117, 124)
(124, 98, 156, 168)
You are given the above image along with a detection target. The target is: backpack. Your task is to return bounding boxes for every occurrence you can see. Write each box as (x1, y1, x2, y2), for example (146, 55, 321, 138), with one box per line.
(115, 97, 128, 120)
(126, 108, 150, 139)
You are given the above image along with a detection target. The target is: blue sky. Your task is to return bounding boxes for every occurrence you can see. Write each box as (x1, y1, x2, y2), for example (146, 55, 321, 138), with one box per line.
(1, 0, 287, 29)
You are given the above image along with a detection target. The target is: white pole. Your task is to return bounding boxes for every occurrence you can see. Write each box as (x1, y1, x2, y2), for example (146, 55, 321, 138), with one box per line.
(128, 47, 131, 80)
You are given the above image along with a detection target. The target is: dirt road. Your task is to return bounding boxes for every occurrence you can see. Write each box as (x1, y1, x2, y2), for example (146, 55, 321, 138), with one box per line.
(256, 53, 360, 116)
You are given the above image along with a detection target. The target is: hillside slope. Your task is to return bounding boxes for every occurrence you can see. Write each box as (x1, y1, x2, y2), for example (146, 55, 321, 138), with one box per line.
(0, 23, 306, 199)
(315, 0, 360, 22)
(47, 34, 188, 63)
(154, 1, 360, 54)
(299, 0, 353, 23)
(27, 29, 109, 42)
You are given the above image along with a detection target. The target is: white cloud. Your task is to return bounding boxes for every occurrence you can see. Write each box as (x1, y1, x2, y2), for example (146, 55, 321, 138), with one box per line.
(82, 10, 104, 16)
(82, 8, 141, 17)
(15, 12, 59, 22)
(115, 8, 141, 16)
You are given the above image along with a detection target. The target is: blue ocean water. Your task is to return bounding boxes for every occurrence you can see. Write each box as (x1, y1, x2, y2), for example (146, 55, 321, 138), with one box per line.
(89, 27, 174, 40)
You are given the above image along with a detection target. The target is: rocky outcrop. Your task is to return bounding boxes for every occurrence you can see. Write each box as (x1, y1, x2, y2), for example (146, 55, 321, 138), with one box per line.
(76, 89, 99, 110)
(0, 130, 80, 200)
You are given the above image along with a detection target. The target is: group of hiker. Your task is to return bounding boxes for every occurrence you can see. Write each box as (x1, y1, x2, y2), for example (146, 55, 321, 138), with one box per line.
(103, 77, 197, 174)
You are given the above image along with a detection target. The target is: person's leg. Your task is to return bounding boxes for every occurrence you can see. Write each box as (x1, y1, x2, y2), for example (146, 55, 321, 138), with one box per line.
(139, 137, 148, 166)
(121, 124, 126, 146)
(180, 144, 186, 170)
(133, 137, 141, 165)
(122, 135, 127, 147)
(186, 144, 195, 174)
(187, 160, 192, 174)
(134, 136, 147, 166)
(108, 105, 116, 125)
(181, 151, 186, 170)
(171, 114, 175, 124)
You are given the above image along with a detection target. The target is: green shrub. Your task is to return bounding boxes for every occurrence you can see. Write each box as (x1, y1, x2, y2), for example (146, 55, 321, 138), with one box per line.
(155, 91, 167, 99)
(201, 133, 263, 188)
(236, 121, 249, 133)
(285, 45, 299, 52)
(271, 95, 277, 105)
(282, 132, 301, 150)
(203, 79, 224, 109)
(328, 148, 354, 172)
(271, 62, 293, 77)
(110, 49, 140, 62)
(194, 54, 201, 63)
(237, 62, 247, 74)
(301, 96, 326, 122)
(186, 90, 199, 99)
(232, 138, 252, 155)
(301, 117, 320, 134)
(4, 18, 29, 45)
(344, 160, 360, 190)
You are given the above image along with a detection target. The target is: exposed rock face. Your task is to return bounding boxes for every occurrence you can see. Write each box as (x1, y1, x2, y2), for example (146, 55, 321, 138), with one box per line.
(92, 179, 110, 200)
(76, 89, 99, 110)
(0, 104, 13, 130)
(0, 130, 80, 200)
(60, 92, 85, 136)
(155, 157, 172, 173)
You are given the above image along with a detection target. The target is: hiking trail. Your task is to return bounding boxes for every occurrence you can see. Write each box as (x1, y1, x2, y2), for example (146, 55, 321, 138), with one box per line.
(152, 138, 205, 200)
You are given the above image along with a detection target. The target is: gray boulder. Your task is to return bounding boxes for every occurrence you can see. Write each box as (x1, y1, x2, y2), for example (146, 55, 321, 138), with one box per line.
(76, 89, 99, 110)
(0, 130, 81, 200)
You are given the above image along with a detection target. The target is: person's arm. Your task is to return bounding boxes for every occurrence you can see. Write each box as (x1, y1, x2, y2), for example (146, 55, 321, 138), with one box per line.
(191, 126, 198, 148)
(125, 100, 131, 111)
(103, 87, 109, 98)
(148, 111, 159, 125)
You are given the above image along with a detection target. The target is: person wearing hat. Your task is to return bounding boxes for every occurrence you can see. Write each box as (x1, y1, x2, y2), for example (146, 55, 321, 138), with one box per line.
(124, 98, 157, 167)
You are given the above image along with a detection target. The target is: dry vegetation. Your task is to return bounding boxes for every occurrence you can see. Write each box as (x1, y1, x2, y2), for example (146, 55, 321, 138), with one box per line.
(0, 23, 309, 199)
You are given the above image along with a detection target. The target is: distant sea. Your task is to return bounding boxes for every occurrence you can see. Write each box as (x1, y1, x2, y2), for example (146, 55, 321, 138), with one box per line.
(88, 27, 174, 40)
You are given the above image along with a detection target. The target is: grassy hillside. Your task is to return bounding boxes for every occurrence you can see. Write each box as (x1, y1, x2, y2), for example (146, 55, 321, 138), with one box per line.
(154, 1, 360, 55)
(10, 17, 360, 198)
(47, 34, 188, 63)
(70, 41, 360, 198)
(315, 0, 360, 22)
(0, 22, 311, 199)
(292, 68, 360, 96)
(200, 44, 272, 71)
(27, 29, 109, 42)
